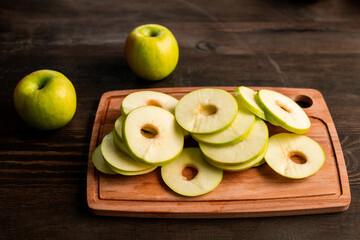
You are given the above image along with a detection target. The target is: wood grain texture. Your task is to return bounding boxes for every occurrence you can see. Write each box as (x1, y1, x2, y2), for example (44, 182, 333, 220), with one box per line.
(1, 0, 360, 238)
(87, 87, 350, 217)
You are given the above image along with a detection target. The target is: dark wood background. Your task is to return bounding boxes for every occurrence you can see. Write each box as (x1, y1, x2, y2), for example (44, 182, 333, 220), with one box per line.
(1, 0, 359, 239)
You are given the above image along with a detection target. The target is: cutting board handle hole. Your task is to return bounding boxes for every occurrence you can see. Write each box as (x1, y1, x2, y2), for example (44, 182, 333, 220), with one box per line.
(293, 95, 313, 108)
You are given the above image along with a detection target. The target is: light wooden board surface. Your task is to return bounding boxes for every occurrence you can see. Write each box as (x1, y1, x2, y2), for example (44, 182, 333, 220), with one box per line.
(86, 87, 350, 218)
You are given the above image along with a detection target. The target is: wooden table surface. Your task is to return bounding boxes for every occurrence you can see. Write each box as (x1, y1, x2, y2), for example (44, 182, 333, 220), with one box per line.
(1, 0, 359, 239)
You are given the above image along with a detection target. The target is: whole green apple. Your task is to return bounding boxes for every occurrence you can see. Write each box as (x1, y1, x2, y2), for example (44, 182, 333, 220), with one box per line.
(13, 69, 77, 130)
(124, 24, 179, 81)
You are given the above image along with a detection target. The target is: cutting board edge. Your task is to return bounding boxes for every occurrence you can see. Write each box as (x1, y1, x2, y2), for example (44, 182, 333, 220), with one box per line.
(87, 195, 351, 218)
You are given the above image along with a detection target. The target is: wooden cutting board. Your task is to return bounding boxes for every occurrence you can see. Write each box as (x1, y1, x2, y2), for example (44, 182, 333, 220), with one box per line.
(86, 87, 350, 218)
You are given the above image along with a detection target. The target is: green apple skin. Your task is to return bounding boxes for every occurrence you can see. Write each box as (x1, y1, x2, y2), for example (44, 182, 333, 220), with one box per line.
(120, 90, 178, 115)
(13, 69, 76, 130)
(101, 132, 155, 172)
(175, 88, 238, 135)
(253, 158, 266, 167)
(263, 112, 281, 127)
(112, 129, 132, 157)
(124, 24, 179, 81)
(234, 86, 280, 126)
(109, 164, 157, 176)
(114, 115, 126, 141)
(91, 145, 118, 175)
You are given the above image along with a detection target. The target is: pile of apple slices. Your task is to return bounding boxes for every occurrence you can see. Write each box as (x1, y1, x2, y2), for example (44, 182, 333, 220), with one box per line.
(92, 91, 184, 176)
(175, 88, 269, 172)
(92, 87, 326, 197)
(234, 86, 325, 178)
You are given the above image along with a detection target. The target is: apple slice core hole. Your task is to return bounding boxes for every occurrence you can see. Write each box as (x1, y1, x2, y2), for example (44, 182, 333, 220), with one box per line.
(182, 165, 198, 181)
(293, 95, 313, 108)
(288, 151, 307, 164)
(199, 104, 218, 116)
(275, 100, 292, 113)
(145, 99, 162, 108)
(140, 124, 159, 139)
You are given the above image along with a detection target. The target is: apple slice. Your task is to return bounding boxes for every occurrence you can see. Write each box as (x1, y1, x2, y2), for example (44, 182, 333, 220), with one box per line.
(101, 132, 155, 172)
(204, 143, 267, 172)
(113, 129, 132, 156)
(109, 164, 157, 176)
(199, 118, 268, 165)
(256, 89, 311, 134)
(175, 88, 238, 134)
(121, 90, 178, 115)
(234, 86, 266, 120)
(191, 103, 255, 146)
(265, 133, 325, 179)
(253, 158, 266, 167)
(91, 145, 118, 174)
(161, 148, 223, 197)
(234, 86, 280, 126)
(123, 105, 184, 166)
(114, 115, 125, 141)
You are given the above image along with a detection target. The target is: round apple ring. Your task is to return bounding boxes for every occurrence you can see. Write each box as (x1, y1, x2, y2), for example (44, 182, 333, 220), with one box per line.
(175, 88, 238, 134)
(121, 90, 178, 115)
(265, 133, 325, 179)
(256, 89, 311, 134)
(91, 145, 118, 175)
(161, 148, 223, 197)
(123, 106, 184, 165)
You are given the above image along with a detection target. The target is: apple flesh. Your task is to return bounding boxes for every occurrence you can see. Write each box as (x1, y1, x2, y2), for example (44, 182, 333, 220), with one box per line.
(204, 144, 267, 172)
(234, 86, 266, 120)
(253, 158, 266, 167)
(120, 90, 179, 115)
(265, 133, 325, 179)
(234, 86, 279, 126)
(109, 164, 157, 176)
(199, 118, 268, 165)
(124, 24, 179, 81)
(113, 129, 132, 157)
(114, 115, 126, 141)
(256, 89, 311, 134)
(191, 103, 255, 146)
(123, 105, 184, 166)
(175, 88, 238, 134)
(13, 69, 76, 130)
(161, 148, 223, 197)
(91, 145, 118, 175)
(101, 132, 156, 172)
